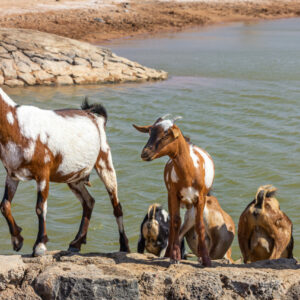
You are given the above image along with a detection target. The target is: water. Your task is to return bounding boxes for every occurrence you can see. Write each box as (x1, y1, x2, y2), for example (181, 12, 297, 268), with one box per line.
(0, 18, 299, 260)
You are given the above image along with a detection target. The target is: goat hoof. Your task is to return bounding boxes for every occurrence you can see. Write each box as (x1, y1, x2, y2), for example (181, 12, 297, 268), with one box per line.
(33, 243, 47, 257)
(68, 246, 80, 253)
(11, 235, 24, 252)
(170, 259, 180, 265)
(199, 257, 212, 267)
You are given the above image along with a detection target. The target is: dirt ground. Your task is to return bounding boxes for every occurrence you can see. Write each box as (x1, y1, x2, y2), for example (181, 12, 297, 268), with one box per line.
(0, 0, 300, 43)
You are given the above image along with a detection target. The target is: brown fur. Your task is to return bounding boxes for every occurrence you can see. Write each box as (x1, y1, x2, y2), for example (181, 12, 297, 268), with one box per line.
(133, 118, 213, 266)
(184, 195, 235, 262)
(238, 185, 293, 263)
(0, 93, 130, 255)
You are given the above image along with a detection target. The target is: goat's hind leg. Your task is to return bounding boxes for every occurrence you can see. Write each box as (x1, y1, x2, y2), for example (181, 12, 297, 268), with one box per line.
(67, 180, 95, 252)
(33, 179, 50, 256)
(0, 175, 23, 251)
(95, 151, 130, 252)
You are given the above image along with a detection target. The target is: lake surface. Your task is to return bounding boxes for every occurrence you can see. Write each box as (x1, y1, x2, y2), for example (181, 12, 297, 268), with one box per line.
(0, 18, 299, 260)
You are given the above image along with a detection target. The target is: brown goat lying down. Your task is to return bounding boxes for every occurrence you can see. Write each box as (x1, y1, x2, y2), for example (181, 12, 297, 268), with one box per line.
(182, 195, 235, 262)
(238, 185, 293, 263)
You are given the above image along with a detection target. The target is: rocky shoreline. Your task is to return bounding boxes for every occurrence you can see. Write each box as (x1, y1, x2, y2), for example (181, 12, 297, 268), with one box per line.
(0, 251, 299, 299)
(0, 28, 167, 87)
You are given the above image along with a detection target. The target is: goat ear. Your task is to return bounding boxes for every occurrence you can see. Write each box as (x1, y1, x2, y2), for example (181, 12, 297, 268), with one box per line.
(132, 124, 151, 133)
(170, 127, 180, 139)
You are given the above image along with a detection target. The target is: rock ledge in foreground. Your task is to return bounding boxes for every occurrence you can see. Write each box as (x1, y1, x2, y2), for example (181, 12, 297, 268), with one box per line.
(0, 252, 299, 299)
(0, 28, 167, 87)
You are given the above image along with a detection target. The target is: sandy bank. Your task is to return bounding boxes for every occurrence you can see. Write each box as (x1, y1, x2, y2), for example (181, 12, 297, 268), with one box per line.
(0, 1, 299, 43)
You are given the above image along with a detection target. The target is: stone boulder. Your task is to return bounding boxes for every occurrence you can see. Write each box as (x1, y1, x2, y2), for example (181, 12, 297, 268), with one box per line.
(0, 252, 299, 299)
(0, 28, 167, 87)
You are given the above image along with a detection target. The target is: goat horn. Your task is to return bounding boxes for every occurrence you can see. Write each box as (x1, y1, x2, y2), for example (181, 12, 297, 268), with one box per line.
(172, 116, 182, 123)
(161, 113, 171, 120)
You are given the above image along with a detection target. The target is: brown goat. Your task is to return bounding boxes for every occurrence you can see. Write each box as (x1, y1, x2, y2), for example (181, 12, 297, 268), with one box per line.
(133, 116, 214, 266)
(182, 195, 235, 262)
(0, 89, 130, 256)
(238, 185, 293, 263)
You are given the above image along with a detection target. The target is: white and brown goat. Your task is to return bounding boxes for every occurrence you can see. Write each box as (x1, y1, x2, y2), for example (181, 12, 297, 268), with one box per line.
(133, 116, 214, 266)
(182, 195, 235, 262)
(238, 185, 293, 263)
(0, 88, 129, 256)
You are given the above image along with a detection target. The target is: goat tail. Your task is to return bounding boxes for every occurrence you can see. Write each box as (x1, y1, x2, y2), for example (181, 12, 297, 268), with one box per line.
(255, 184, 277, 208)
(81, 97, 107, 124)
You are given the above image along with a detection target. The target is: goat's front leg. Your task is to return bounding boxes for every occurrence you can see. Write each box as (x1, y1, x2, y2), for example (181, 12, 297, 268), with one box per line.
(196, 191, 211, 267)
(95, 151, 130, 252)
(0, 175, 23, 251)
(167, 192, 181, 263)
(33, 178, 49, 256)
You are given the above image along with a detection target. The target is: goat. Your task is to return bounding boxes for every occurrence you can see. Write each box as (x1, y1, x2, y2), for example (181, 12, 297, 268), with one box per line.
(182, 195, 235, 262)
(0, 88, 130, 256)
(137, 203, 185, 258)
(133, 116, 214, 266)
(238, 185, 293, 263)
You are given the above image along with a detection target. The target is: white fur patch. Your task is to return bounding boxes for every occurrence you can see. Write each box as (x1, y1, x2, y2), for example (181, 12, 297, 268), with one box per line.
(16, 105, 103, 180)
(11, 236, 20, 247)
(6, 112, 14, 125)
(23, 140, 36, 162)
(44, 155, 51, 163)
(156, 119, 173, 131)
(171, 166, 178, 183)
(43, 200, 48, 220)
(34, 243, 47, 256)
(161, 209, 169, 223)
(180, 187, 199, 204)
(99, 159, 106, 168)
(0, 88, 16, 107)
(190, 145, 199, 168)
(39, 180, 46, 191)
(14, 168, 32, 181)
(193, 146, 214, 190)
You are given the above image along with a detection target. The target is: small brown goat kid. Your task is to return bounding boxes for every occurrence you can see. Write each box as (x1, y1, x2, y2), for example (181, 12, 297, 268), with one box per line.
(238, 185, 293, 263)
(134, 116, 214, 266)
(0, 88, 130, 256)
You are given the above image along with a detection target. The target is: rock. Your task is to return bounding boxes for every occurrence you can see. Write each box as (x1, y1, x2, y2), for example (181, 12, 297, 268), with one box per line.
(0, 255, 27, 291)
(0, 59, 17, 79)
(33, 70, 54, 83)
(0, 28, 167, 87)
(0, 253, 299, 299)
(18, 72, 36, 85)
(56, 75, 74, 85)
(34, 263, 140, 300)
(5, 79, 24, 87)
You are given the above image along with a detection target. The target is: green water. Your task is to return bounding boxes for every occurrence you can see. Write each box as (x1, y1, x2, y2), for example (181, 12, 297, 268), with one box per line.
(0, 19, 299, 260)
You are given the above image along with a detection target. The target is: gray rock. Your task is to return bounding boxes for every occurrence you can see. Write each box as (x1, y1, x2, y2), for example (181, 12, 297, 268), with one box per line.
(5, 79, 24, 87)
(34, 263, 140, 300)
(18, 72, 36, 85)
